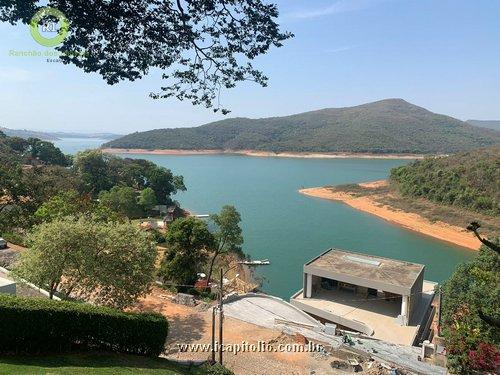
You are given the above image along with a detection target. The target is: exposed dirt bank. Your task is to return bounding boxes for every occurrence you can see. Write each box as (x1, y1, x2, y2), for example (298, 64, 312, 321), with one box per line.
(299, 186, 481, 250)
(101, 148, 426, 159)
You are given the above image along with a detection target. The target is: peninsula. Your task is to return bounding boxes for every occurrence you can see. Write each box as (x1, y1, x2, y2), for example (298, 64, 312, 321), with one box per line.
(299, 146, 499, 250)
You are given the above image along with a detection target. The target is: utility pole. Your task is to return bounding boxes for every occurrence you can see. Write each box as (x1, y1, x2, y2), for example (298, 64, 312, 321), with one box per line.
(437, 285, 443, 337)
(211, 306, 216, 364)
(219, 268, 224, 365)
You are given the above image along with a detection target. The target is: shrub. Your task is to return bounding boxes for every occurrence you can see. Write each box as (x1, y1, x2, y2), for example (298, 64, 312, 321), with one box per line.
(1, 231, 26, 247)
(201, 363, 234, 375)
(0, 295, 168, 356)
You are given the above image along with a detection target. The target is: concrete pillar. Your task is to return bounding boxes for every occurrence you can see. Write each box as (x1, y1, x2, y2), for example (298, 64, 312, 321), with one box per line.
(401, 295, 409, 326)
(306, 273, 312, 298)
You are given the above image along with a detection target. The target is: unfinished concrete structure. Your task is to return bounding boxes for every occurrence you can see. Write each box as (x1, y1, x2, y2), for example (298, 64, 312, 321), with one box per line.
(0, 277, 16, 295)
(291, 248, 436, 346)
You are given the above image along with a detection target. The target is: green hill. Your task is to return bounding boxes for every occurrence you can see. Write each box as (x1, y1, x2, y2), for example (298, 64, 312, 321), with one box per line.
(390, 145, 500, 215)
(467, 119, 500, 131)
(104, 99, 500, 154)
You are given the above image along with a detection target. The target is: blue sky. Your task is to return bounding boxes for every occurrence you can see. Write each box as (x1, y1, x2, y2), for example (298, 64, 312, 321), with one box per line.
(1, 0, 499, 133)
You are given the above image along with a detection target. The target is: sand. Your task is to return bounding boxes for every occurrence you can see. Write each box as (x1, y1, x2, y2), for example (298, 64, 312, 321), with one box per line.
(299, 186, 481, 251)
(101, 148, 425, 159)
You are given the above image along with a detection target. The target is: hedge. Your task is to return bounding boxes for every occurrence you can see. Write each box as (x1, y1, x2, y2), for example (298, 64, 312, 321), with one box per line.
(0, 295, 168, 356)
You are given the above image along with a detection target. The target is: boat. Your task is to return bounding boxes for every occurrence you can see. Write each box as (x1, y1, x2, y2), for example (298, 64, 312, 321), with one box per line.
(238, 259, 270, 265)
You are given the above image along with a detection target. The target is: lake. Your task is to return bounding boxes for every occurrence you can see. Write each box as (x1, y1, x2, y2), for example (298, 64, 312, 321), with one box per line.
(55, 139, 474, 299)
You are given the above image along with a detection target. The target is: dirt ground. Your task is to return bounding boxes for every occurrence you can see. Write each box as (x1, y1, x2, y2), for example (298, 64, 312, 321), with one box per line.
(134, 286, 373, 375)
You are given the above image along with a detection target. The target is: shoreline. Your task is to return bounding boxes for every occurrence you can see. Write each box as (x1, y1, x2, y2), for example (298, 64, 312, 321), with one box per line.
(101, 148, 426, 159)
(299, 186, 481, 251)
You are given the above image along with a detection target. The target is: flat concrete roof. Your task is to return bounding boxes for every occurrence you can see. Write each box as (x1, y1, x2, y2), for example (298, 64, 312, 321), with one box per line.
(304, 249, 424, 295)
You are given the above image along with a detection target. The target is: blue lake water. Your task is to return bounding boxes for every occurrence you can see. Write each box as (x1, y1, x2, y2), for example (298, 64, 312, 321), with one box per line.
(55, 139, 473, 299)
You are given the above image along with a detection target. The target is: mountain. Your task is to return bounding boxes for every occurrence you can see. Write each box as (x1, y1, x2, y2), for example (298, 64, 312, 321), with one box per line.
(0, 127, 58, 140)
(0, 127, 122, 141)
(390, 145, 500, 215)
(467, 120, 500, 131)
(50, 132, 123, 140)
(104, 99, 500, 154)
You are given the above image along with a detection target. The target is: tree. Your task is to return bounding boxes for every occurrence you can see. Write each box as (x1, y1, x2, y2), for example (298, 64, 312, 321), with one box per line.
(98, 185, 143, 218)
(442, 242, 499, 374)
(13, 217, 157, 308)
(4, 136, 29, 153)
(206, 205, 243, 285)
(144, 166, 186, 205)
(467, 221, 500, 255)
(34, 189, 120, 223)
(159, 217, 213, 288)
(34, 190, 89, 222)
(26, 138, 71, 166)
(0, 1, 292, 113)
(139, 187, 157, 212)
(74, 150, 185, 204)
(0, 163, 79, 231)
(74, 150, 114, 194)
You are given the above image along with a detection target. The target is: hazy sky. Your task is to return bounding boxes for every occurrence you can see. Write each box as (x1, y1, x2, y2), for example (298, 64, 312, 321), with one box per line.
(1, 0, 499, 133)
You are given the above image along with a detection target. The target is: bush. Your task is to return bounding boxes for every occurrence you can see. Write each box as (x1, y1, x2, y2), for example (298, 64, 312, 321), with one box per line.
(0, 295, 168, 356)
(150, 228, 166, 244)
(201, 363, 234, 375)
(1, 231, 26, 247)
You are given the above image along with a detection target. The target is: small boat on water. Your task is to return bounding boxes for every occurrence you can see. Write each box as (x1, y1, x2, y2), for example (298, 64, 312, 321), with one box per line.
(238, 259, 270, 266)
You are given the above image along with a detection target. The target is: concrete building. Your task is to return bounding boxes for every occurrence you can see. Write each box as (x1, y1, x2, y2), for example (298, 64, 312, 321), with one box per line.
(291, 248, 436, 346)
(0, 276, 16, 295)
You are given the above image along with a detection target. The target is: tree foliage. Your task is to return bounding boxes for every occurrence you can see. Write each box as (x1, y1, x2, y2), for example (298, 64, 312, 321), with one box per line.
(442, 244, 500, 374)
(159, 217, 213, 288)
(206, 205, 243, 283)
(139, 187, 157, 212)
(0, 0, 292, 113)
(74, 150, 185, 204)
(13, 217, 157, 308)
(0, 134, 186, 234)
(391, 145, 500, 215)
(34, 189, 121, 223)
(98, 186, 143, 219)
(25, 138, 71, 166)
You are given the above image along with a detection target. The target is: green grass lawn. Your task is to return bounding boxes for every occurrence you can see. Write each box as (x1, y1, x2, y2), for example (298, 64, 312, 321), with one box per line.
(0, 352, 205, 375)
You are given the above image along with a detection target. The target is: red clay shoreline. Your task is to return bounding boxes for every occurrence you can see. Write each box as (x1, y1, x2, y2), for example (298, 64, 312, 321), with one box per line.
(299, 184, 481, 251)
(101, 148, 427, 159)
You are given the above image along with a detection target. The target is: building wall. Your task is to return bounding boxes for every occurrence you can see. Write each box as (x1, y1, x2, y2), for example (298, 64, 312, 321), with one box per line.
(0, 281, 16, 295)
(409, 269, 424, 320)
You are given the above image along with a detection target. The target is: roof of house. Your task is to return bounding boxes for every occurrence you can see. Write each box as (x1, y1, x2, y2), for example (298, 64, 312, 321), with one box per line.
(304, 248, 424, 293)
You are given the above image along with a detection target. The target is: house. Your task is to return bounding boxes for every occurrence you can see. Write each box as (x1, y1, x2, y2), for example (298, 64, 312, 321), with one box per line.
(290, 248, 437, 346)
(163, 205, 184, 225)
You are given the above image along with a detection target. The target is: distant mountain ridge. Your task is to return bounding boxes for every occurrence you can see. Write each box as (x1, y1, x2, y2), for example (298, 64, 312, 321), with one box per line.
(467, 120, 500, 131)
(104, 99, 500, 154)
(0, 127, 122, 141)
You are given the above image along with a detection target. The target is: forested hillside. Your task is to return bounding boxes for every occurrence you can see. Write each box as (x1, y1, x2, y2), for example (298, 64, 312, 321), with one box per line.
(104, 99, 500, 154)
(467, 119, 500, 131)
(390, 145, 500, 215)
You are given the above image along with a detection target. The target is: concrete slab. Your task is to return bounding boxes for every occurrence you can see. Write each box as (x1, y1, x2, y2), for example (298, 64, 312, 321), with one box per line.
(223, 293, 319, 330)
(291, 281, 436, 345)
